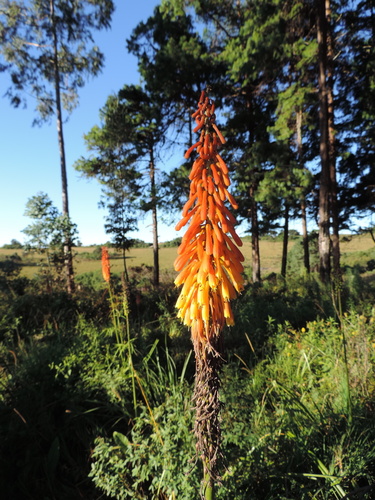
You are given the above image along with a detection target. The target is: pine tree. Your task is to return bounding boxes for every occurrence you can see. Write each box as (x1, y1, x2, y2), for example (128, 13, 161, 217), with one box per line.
(75, 85, 165, 286)
(337, 0, 375, 225)
(0, 0, 114, 293)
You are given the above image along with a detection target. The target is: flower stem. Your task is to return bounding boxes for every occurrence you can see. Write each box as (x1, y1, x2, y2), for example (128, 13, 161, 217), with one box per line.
(202, 461, 215, 500)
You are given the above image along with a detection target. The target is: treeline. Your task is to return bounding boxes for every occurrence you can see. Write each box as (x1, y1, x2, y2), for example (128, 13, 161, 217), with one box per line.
(1, 0, 374, 292)
(74, 0, 375, 288)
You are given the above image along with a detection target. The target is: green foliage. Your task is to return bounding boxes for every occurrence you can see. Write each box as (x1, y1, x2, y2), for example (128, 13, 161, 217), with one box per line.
(0, 330, 108, 499)
(130, 239, 150, 248)
(0, 253, 28, 296)
(287, 233, 319, 274)
(160, 237, 183, 247)
(90, 388, 198, 499)
(76, 246, 103, 261)
(1, 248, 375, 499)
(23, 192, 78, 251)
(75, 83, 165, 214)
(218, 312, 375, 499)
(1, 239, 23, 249)
(0, 0, 114, 121)
(102, 196, 138, 253)
(22, 192, 78, 288)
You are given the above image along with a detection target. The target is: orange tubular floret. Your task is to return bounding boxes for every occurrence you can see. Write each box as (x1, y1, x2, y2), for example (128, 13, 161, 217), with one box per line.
(212, 188, 225, 209)
(193, 118, 205, 133)
(208, 195, 216, 221)
(174, 251, 194, 273)
(216, 153, 229, 175)
(210, 163, 221, 185)
(212, 123, 226, 144)
(222, 173, 231, 187)
(203, 133, 210, 156)
(227, 225, 243, 247)
(212, 230, 220, 259)
(218, 183, 226, 202)
(175, 205, 198, 231)
(212, 220, 224, 243)
(207, 176, 215, 195)
(200, 190, 208, 221)
(189, 158, 205, 180)
(205, 223, 213, 255)
(185, 141, 202, 159)
(222, 233, 245, 261)
(182, 193, 198, 217)
(224, 188, 239, 210)
(221, 204, 237, 226)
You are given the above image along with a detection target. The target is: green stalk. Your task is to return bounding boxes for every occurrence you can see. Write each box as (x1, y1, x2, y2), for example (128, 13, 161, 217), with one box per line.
(202, 461, 215, 500)
(123, 285, 137, 415)
(332, 281, 352, 425)
(117, 273, 137, 416)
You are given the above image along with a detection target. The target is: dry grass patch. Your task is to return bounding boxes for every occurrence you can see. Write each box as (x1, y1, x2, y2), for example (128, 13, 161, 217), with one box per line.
(1, 233, 374, 280)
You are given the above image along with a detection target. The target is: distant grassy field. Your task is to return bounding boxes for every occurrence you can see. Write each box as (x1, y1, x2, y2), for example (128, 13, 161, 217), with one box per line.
(1, 233, 374, 280)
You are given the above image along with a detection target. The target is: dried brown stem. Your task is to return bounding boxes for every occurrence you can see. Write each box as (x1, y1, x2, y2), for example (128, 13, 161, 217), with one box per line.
(193, 334, 224, 490)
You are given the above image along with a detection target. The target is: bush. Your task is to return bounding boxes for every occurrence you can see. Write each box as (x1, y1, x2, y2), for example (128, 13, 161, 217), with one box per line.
(90, 390, 199, 499)
(218, 311, 375, 499)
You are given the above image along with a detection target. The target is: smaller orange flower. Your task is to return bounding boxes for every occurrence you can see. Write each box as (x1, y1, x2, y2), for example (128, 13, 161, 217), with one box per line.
(101, 246, 111, 283)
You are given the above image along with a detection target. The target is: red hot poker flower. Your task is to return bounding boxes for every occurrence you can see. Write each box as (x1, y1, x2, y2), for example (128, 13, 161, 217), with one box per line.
(174, 90, 244, 351)
(101, 246, 111, 283)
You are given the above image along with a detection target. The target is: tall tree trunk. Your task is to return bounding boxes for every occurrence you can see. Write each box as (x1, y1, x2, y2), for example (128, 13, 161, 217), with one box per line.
(301, 197, 310, 273)
(317, 0, 331, 282)
(250, 185, 261, 283)
(50, 0, 74, 293)
(122, 247, 129, 282)
(296, 108, 310, 273)
(149, 149, 159, 287)
(326, 0, 340, 279)
(281, 204, 289, 278)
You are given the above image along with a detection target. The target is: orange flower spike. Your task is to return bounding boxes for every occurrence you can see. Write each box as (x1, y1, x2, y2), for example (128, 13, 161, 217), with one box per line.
(101, 246, 111, 283)
(175, 88, 244, 349)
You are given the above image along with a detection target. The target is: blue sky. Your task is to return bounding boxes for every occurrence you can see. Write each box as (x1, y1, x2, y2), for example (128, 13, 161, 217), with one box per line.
(0, 0, 186, 247)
